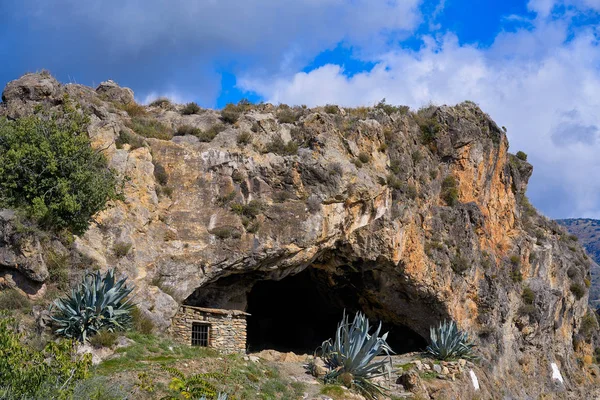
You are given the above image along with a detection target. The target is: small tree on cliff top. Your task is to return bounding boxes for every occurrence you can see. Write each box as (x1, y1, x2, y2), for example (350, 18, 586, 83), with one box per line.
(0, 101, 120, 235)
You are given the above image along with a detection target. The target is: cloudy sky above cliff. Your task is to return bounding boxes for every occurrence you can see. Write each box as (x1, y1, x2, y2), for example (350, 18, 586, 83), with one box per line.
(1, 0, 600, 219)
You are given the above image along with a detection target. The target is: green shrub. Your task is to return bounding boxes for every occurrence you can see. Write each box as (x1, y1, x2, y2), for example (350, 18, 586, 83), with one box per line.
(518, 303, 536, 317)
(118, 102, 147, 117)
(181, 102, 201, 115)
(411, 150, 423, 164)
(126, 116, 173, 140)
(216, 191, 236, 206)
(265, 135, 298, 156)
(51, 269, 134, 342)
(386, 174, 402, 190)
(149, 97, 171, 108)
(510, 255, 520, 265)
(353, 159, 363, 168)
(115, 130, 145, 150)
(230, 200, 264, 218)
(231, 170, 244, 183)
(220, 103, 241, 124)
(175, 124, 201, 136)
(510, 268, 523, 283)
(375, 98, 409, 116)
(329, 162, 344, 176)
(323, 104, 339, 115)
(88, 329, 118, 348)
(46, 250, 70, 290)
(161, 366, 221, 400)
(209, 226, 241, 239)
(571, 283, 585, 300)
(153, 162, 169, 186)
(131, 306, 155, 334)
(415, 111, 440, 144)
(580, 312, 598, 340)
(441, 176, 459, 206)
(0, 316, 91, 399)
(237, 131, 252, 146)
(522, 287, 535, 304)
(198, 123, 226, 142)
(113, 241, 132, 258)
(358, 152, 371, 164)
(0, 289, 31, 311)
(0, 107, 121, 235)
(516, 151, 528, 161)
(451, 256, 469, 274)
(426, 320, 475, 360)
(277, 108, 300, 123)
(319, 311, 393, 399)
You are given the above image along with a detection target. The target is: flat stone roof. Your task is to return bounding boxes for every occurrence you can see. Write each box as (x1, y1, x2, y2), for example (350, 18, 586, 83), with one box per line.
(180, 304, 251, 316)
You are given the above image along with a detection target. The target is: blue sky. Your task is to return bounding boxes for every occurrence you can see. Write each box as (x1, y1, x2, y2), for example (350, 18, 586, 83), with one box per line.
(2, 0, 600, 219)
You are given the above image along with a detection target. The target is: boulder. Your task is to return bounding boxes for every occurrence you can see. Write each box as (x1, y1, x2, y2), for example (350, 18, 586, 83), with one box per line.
(95, 80, 134, 105)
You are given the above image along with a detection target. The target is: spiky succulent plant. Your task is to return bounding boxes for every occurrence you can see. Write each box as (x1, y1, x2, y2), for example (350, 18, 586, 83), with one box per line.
(319, 311, 393, 399)
(51, 269, 134, 342)
(426, 320, 475, 360)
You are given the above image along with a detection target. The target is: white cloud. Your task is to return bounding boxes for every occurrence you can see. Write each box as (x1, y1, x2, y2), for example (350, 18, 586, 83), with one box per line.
(240, 19, 600, 218)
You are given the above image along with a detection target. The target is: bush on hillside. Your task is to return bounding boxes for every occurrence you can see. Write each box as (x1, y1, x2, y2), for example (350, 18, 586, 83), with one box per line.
(0, 104, 120, 235)
(0, 315, 91, 399)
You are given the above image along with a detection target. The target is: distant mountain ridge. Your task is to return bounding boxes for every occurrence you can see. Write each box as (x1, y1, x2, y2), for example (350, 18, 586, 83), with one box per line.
(556, 218, 600, 307)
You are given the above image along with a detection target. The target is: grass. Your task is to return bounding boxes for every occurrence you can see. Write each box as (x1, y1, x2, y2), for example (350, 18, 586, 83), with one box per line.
(115, 130, 145, 150)
(0, 289, 31, 311)
(89, 330, 118, 348)
(95, 333, 218, 375)
(113, 241, 132, 258)
(126, 117, 173, 140)
(320, 384, 346, 399)
(94, 334, 305, 399)
(181, 102, 201, 115)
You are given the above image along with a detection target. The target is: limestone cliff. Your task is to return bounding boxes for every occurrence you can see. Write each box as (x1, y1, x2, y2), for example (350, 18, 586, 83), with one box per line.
(1, 73, 599, 398)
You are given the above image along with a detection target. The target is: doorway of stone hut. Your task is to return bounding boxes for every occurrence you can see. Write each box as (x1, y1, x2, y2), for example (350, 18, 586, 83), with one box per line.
(185, 266, 427, 355)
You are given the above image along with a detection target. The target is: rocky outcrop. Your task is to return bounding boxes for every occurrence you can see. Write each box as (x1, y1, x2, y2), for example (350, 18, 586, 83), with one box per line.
(1, 73, 599, 398)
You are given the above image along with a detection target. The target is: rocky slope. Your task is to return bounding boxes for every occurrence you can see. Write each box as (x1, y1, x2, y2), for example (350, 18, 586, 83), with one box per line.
(557, 218, 600, 307)
(1, 72, 599, 398)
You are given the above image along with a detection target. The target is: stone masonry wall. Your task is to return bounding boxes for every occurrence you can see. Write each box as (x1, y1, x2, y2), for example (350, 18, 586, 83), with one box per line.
(170, 305, 248, 354)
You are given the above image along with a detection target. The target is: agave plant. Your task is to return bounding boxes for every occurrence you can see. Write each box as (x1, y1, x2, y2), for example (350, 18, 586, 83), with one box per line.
(426, 320, 475, 360)
(51, 269, 134, 342)
(319, 311, 393, 399)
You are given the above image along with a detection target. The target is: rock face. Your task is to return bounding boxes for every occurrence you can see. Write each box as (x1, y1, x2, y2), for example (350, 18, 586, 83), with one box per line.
(1, 72, 599, 397)
(557, 218, 600, 308)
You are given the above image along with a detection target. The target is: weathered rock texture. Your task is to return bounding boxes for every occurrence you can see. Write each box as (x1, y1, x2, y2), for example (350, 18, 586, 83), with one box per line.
(1, 72, 599, 398)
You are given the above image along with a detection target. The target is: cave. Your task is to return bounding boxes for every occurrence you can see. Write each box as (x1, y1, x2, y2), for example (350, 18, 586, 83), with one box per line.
(245, 267, 426, 354)
(184, 264, 429, 355)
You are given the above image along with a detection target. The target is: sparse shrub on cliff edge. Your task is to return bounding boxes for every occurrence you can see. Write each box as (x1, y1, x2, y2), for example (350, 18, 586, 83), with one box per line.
(580, 312, 598, 340)
(426, 320, 475, 360)
(516, 151, 528, 161)
(126, 116, 173, 140)
(441, 176, 459, 206)
(0, 104, 120, 235)
(571, 283, 585, 300)
(181, 102, 201, 115)
(319, 311, 393, 399)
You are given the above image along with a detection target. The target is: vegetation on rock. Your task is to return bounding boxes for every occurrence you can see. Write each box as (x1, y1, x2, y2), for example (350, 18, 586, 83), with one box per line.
(319, 311, 393, 399)
(51, 269, 134, 342)
(0, 103, 120, 234)
(0, 315, 91, 399)
(426, 320, 475, 360)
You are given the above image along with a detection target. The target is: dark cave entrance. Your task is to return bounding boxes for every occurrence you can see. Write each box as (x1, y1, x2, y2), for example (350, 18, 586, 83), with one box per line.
(244, 267, 427, 354)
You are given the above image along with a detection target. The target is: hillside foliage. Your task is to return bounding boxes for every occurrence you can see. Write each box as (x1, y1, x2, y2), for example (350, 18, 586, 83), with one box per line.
(0, 102, 120, 234)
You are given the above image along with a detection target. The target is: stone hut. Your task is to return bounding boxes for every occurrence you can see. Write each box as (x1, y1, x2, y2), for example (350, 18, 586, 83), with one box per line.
(170, 305, 249, 353)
